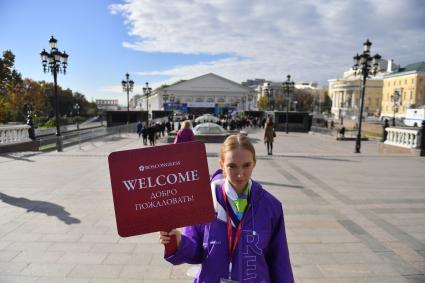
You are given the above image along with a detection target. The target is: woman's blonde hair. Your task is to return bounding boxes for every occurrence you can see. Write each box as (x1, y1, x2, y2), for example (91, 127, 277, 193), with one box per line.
(181, 120, 192, 129)
(220, 134, 256, 164)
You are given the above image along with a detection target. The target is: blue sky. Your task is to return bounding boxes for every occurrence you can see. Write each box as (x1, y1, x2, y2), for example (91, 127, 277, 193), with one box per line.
(1, 0, 424, 105)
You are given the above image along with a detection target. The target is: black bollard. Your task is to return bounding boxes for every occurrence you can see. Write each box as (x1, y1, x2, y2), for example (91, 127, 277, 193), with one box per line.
(381, 119, 389, 142)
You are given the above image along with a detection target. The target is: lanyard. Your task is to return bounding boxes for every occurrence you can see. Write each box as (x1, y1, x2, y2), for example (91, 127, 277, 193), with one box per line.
(221, 186, 247, 279)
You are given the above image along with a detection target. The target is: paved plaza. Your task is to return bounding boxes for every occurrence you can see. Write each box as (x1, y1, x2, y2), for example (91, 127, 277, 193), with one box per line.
(0, 128, 424, 283)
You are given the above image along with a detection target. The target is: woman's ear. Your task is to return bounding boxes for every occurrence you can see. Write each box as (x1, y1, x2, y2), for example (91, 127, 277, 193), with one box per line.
(219, 159, 224, 169)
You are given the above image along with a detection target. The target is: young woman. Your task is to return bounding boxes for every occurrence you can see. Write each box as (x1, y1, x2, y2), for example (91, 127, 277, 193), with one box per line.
(264, 117, 275, 155)
(174, 120, 195, 144)
(160, 134, 294, 282)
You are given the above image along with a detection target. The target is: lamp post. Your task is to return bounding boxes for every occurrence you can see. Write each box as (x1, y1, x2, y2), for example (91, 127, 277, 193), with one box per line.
(163, 93, 169, 111)
(352, 39, 381, 153)
(391, 90, 401, 126)
(282, 74, 294, 134)
(40, 36, 68, 152)
(248, 93, 253, 111)
(293, 100, 298, 112)
(74, 103, 81, 149)
(143, 82, 152, 125)
(121, 73, 134, 129)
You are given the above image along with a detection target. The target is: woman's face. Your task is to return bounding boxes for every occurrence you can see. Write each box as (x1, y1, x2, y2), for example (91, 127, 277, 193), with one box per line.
(220, 147, 255, 193)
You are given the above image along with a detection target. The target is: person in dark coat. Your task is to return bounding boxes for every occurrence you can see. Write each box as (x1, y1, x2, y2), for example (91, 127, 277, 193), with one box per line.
(147, 125, 156, 146)
(264, 117, 275, 155)
(136, 121, 143, 138)
(141, 123, 148, 145)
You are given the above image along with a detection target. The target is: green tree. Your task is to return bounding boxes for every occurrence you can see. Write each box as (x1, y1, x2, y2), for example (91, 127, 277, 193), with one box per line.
(257, 96, 267, 110)
(0, 50, 22, 96)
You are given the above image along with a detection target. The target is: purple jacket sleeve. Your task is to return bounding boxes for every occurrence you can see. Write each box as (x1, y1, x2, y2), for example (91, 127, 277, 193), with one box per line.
(164, 224, 204, 265)
(266, 207, 294, 282)
(173, 130, 181, 144)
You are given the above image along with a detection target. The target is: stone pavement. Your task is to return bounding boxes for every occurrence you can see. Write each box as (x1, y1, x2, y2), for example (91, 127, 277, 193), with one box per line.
(0, 128, 424, 283)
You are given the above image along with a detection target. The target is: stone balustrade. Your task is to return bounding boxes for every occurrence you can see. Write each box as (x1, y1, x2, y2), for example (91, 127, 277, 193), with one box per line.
(0, 125, 31, 144)
(384, 127, 422, 149)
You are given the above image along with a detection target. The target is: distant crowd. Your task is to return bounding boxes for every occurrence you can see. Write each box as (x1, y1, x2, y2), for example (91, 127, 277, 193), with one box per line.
(136, 113, 272, 146)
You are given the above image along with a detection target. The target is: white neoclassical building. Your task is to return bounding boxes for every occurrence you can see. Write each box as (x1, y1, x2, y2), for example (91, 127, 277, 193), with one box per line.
(135, 73, 256, 116)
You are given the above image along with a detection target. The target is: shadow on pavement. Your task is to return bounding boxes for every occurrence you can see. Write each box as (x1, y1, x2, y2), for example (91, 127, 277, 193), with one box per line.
(0, 192, 80, 225)
(256, 155, 355, 162)
(283, 155, 355, 162)
(0, 153, 37, 163)
(257, 180, 304, 189)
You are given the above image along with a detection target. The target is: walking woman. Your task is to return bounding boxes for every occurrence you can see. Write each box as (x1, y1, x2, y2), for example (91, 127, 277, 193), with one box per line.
(264, 117, 275, 155)
(160, 134, 294, 282)
(173, 120, 195, 144)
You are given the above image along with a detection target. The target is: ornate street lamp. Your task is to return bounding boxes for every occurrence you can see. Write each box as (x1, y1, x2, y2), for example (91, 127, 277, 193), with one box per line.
(391, 90, 401, 126)
(121, 73, 134, 127)
(352, 39, 381, 153)
(163, 92, 169, 111)
(282, 75, 294, 134)
(241, 96, 246, 111)
(265, 83, 274, 111)
(40, 36, 69, 152)
(143, 82, 152, 124)
(247, 93, 253, 111)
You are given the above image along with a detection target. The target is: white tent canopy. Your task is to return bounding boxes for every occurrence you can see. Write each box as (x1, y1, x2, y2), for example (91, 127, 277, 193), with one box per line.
(194, 114, 220, 123)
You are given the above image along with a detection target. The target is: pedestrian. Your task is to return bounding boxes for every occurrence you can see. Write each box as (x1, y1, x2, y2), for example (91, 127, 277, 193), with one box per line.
(147, 124, 156, 146)
(141, 123, 148, 145)
(173, 120, 195, 144)
(159, 134, 294, 282)
(264, 117, 275, 155)
(136, 121, 143, 138)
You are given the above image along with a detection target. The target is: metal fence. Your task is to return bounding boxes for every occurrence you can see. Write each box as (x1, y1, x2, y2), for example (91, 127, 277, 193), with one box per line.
(37, 123, 137, 151)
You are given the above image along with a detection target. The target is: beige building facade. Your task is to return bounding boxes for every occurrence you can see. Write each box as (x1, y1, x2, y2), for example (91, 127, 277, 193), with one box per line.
(329, 59, 398, 119)
(381, 61, 425, 119)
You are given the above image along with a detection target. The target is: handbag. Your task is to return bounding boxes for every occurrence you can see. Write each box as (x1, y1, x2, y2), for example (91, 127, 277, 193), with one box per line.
(273, 131, 276, 137)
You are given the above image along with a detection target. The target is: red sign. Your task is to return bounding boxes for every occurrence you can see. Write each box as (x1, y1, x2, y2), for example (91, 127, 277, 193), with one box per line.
(108, 141, 214, 237)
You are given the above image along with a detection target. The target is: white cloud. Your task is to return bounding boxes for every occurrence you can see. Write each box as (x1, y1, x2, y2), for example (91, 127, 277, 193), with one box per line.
(109, 0, 425, 86)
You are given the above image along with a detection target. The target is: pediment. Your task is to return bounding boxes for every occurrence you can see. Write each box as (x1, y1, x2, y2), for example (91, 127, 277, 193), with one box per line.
(165, 73, 251, 93)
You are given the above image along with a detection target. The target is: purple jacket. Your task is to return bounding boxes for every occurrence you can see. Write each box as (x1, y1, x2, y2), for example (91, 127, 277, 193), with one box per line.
(174, 128, 195, 144)
(165, 170, 294, 283)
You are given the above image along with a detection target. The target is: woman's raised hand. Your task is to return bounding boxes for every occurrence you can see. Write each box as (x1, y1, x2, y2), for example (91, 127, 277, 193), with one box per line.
(159, 229, 181, 247)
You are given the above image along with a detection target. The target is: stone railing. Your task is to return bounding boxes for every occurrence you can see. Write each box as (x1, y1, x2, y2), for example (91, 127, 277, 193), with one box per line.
(384, 127, 422, 149)
(0, 125, 31, 144)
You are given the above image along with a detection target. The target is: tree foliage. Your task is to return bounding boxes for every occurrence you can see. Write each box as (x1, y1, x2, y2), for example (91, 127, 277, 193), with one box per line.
(0, 50, 98, 126)
(257, 96, 267, 110)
